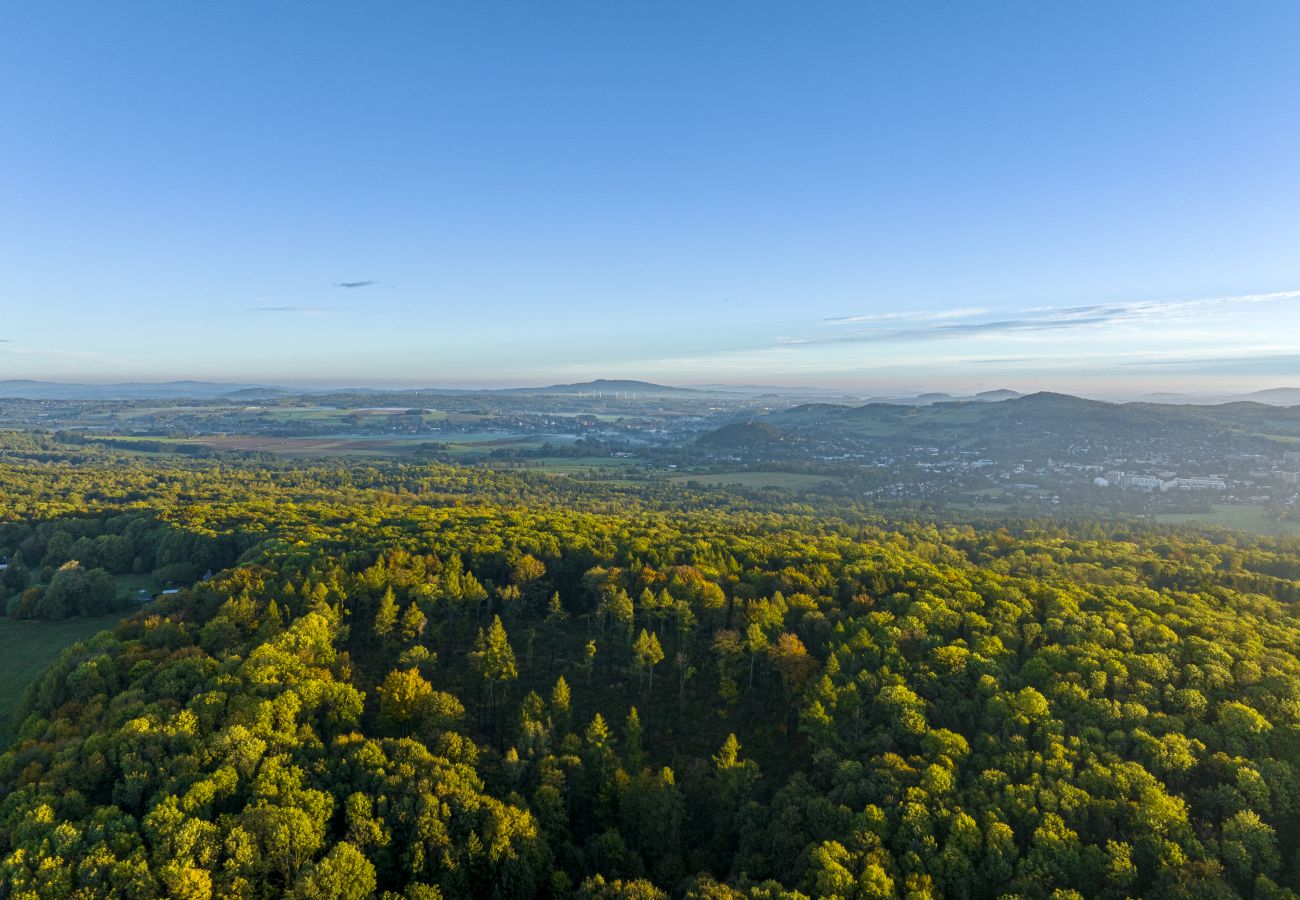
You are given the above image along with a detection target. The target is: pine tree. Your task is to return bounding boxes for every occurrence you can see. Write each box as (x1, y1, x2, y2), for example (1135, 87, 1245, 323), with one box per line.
(633, 629, 665, 692)
(546, 591, 567, 624)
(714, 733, 742, 769)
(400, 603, 427, 644)
(473, 615, 518, 738)
(373, 586, 398, 644)
(746, 623, 768, 688)
(624, 706, 647, 772)
(263, 599, 285, 637)
(485, 615, 518, 683)
(609, 588, 635, 644)
(551, 675, 572, 736)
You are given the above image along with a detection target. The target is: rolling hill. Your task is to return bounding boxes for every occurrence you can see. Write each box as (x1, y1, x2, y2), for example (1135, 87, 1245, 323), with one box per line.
(697, 391, 1300, 458)
(502, 378, 705, 396)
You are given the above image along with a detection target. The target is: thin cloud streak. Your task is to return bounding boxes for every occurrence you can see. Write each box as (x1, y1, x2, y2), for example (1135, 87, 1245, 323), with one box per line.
(782, 316, 1120, 347)
(786, 289, 1300, 348)
(823, 307, 988, 324)
(591, 287, 1300, 389)
(334, 280, 377, 289)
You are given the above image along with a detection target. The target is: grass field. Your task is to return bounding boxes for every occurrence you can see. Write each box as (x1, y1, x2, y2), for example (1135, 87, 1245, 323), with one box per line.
(0, 613, 125, 742)
(187, 435, 424, 456)
(114, 573, 163, 598)
(668, 471, 836, 490)
(1155, 504, 1300, 537)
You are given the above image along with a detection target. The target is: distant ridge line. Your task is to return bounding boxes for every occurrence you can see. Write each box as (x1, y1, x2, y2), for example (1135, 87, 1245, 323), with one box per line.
(1, 379, 1299, 405)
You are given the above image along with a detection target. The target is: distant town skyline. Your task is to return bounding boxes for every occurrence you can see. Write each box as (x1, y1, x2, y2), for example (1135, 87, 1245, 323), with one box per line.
(3, 3, 1298, 392)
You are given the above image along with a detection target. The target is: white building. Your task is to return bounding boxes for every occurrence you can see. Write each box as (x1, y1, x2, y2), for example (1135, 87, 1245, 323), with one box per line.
(1166, 477, 1226, 491)
(1120, 474, 1163, 491)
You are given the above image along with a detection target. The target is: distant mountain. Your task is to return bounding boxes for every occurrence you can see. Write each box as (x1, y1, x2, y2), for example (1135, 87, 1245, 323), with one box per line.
(841, 389, 1023, 405)
(1243, 387, 1300, 406)
(1132, 388, 1300, 406)
(503, 379, 703, 396)
(683, 384, 1024, 402)
(0, 380, 287, 400)
(224, 387, 293, 400)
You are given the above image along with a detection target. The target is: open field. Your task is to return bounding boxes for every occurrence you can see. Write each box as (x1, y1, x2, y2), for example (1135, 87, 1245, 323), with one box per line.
(115, 405, 245, 419)
(254, 408, 469, 424)
(1155, 504, 1300, 537)
(248, 407, 348, 422)
(668, 470, 836, 490)
(187, 435, 430, 456)
(114, 573, 162, 597)
(0, 613, 126, 742)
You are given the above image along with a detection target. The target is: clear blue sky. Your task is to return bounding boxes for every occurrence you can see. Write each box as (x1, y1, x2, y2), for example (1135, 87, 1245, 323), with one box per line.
(3, 1, 1298, 394)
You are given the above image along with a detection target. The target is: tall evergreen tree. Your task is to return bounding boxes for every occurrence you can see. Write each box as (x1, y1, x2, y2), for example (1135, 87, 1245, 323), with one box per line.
(373, 586, 398, 644)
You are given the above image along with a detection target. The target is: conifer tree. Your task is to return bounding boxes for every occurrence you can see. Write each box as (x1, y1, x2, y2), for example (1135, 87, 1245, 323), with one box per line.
(551, 675, 572, 735)
(373, 586, 398, 644)
(633, 628, 664, 692)
(473, 615, 518, 736)
(624, 706, 647, 772)
(745, 623, 768, 688)
(400, 602, 427, 644)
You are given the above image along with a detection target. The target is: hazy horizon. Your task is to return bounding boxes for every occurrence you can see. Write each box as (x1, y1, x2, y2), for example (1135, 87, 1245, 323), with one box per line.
(5, 373, 1300, 405)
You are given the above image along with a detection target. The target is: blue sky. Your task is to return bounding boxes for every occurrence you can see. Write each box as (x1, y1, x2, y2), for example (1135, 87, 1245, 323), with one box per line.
(2, 2, 1298, 394)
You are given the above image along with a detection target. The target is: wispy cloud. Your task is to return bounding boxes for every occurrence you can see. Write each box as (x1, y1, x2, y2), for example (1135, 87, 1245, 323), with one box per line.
(965, 356, 1038, 366)
(823, 307, 988, 324)
(783, 316, 1118, 347)
(792, 289, 1300, 348)
(334, 280, 376, 289)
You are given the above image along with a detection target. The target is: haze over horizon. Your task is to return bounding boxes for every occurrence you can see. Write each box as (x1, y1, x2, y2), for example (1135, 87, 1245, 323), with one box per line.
(3, 2, 1298, 392)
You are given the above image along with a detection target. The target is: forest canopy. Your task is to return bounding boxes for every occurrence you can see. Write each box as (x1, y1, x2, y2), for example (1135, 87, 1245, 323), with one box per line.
(3, 436, 1300, 898)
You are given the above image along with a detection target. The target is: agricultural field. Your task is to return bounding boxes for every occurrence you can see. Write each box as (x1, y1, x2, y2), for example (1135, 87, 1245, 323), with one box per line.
(0, 613, 125, 742)
(1155, 504, 1300, 537)
(184, 435, 433, 456)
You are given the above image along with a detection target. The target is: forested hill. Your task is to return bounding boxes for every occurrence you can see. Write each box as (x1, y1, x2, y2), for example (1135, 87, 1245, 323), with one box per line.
(5, 439, 1300, 897)
(697, 392, 1300, 455)
(503, 379, 704, 396)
